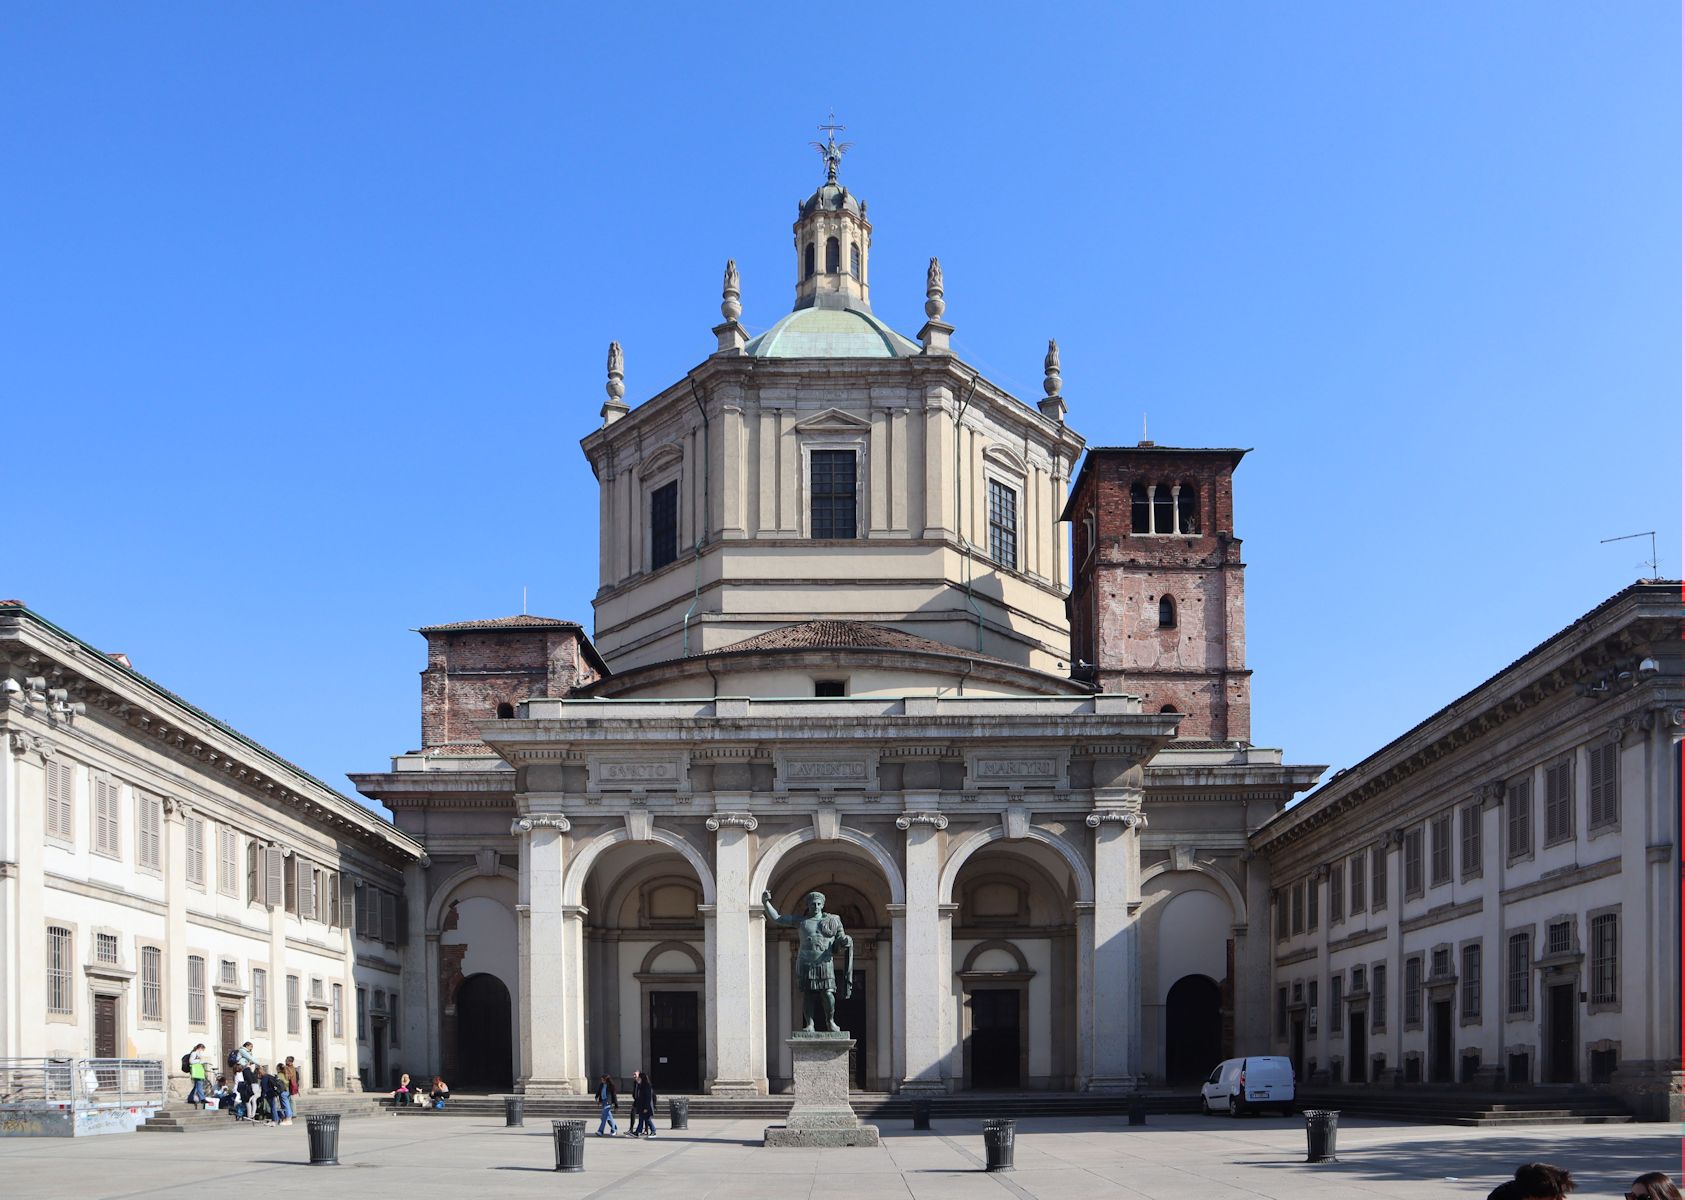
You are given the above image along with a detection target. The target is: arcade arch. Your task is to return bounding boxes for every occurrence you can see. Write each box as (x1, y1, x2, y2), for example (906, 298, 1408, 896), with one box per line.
(1140, 872, 1239, 1083)
(434, 876, 519, 1089)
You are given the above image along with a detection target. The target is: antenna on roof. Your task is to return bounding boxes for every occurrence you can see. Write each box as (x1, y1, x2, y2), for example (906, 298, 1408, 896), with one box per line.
(1142, 412, 1148, 441)
(522, 586, 528, 615)
(1599, 531, 1659, 581)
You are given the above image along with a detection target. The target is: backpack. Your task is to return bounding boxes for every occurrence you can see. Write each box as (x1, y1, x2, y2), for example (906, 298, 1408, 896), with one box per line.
(227, 1049, 241, 1068)
(180, 1052, 192, 1075)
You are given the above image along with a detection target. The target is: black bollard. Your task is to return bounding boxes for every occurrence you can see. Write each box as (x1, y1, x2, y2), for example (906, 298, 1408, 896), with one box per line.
(1304, 1109, 1340, 1163)
(552, 1119, 586, 1172)
(982, 1118, 1016, 1172)
(1127, 1093, 1146, 1127)
(504, 1095, 524, 1127)
(912, 1099, 931, 1131)
(668, 1097, 689, 1130)
(306, 1113, 341, 1166)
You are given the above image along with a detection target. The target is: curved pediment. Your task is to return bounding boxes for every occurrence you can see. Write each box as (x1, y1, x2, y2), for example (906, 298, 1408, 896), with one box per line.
(982, 443, 1027, 475)
(637, 442, 685, 479)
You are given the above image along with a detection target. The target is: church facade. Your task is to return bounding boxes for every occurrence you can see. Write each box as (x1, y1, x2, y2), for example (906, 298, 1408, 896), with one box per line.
(354, 143, 1319, 1096)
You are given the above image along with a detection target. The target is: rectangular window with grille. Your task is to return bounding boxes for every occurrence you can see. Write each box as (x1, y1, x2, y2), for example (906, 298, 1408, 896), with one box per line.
(1404, 956, 1423, 1025)
(287, 974, 301, 1036)
(137, 795, 163, 871)
(1460, 943, 1481, 1019)
(808, 450, 857, 539)
(1432, 946, 1451, 977)
(1429, 813, 1452, 886)
(649, 480, 679, 570)
(1372, 964, 1387, 1030)
(95, 932, 119, 964)
(1588, 742, 1619, 828)
(188, 955, 206, 1025)
(1330, 977, 1344, 1034)
(253, 969, 268, 1031)
(186, 815, 206, 885)
(1349, 850, 1366, 911)
(45, 759, 75, 843)
(311, 977, 325, 1003)
(1507, 776, 1532, 857)
(389, 991, 400, 1046)
(92, 774, 121, 857)
(987, 479, 1018, 570)
(1351, 965, 1365, 993)
(1544, 759, 1573, 844)
(1372, 844, 1388, 909)
(1590, 913, 1618, 1004)
(47, 926, 73, 1014)
(219, 827, 239, 897)
(1547, 920, 1573, 957)
(1403, 827, 1424, 895)
(332, 983, 344, 1039)
(1506, 932, 1531, 1013)
(1329, 860, 1344, 923)
(1460, 804, 1482, 876)
(219, 959, 237, 986)
(141, 946, 163, 1021)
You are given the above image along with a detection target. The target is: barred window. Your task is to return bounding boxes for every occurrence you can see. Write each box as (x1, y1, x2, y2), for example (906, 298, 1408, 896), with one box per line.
(1348, 850, 1367, 911)
(1371, 844, 1388, 909)
(287, 975, 301, 1036)
(1544, 759, 1573, 844)
(1460, 943, 1481, 1019)
(1590, 913, 1618, 1004)
(1506, 932, 1531, 1013)
(1429, 813, 1452, 886)
(1351, 965, 1365, 993)
(649, 480, 679, 571)
(137, 795, 163, 871)
(218, 826, 239, 897)
(141, 946, 163, 1021)
(356, 987, 367, 1041)
(1403, 827, 1424, 895)
(253, 969, 269, 1032)
(1329, 860, 1344, 922)
(809, 450, 857, 539)
(987, 479, 1018, 570)
(389, 991, 400, 1047)
(92, 774, 121, 857)
(1404, 956, 1423, 1025)
(1506, 777, 1532, 857)
(219, 958, 237, 986)
(1547, 919, 1573, 957)
(332, 983, 344, 1039)
(1588, 742, 1619, 828)
(1432, 946, 1451, 977)
(1371, 964, 1387, 1030)
(95, 932, 119, 964)
(186, 815, 207, 885)
(45, 759, 75, 842)
(1460, 804, 1482, 876)
(47, 926, 73, 1014)
(1330, 976, 1344, 1033)
(188, 955, 207, 1025)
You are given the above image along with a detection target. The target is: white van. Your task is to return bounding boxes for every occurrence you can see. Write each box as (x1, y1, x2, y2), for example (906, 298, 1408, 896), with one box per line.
(1198, 1056, 1296, 1116)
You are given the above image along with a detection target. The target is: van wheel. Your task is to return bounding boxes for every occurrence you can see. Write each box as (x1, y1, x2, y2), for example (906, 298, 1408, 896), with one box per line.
(1200, 1096, 1212, 1116)
(1229, 1097, 1245, 1118)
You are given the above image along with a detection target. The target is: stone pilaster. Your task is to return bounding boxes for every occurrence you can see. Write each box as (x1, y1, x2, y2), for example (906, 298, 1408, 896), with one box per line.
(896, 807, 948, 1093)
(706, 809, 761, 1094)
(161, 796, 190, 1097)
(513, 814, 573, 1094)
(1085, 806, 1144, 1089)
(1474, 781, 1507, 1088)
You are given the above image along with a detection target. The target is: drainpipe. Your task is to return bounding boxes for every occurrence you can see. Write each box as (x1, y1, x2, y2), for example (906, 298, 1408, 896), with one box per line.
(682, 375, 712, 658)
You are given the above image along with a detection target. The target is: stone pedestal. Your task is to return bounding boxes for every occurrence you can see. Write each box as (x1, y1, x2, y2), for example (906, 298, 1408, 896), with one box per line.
(764, 1033, 880, 1147)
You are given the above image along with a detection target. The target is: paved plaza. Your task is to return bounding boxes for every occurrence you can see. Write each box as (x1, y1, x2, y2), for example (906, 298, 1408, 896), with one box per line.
(0, 1114, 1676, 1199)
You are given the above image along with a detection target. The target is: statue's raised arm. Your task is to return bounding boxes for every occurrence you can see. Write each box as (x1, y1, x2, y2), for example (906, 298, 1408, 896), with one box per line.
(762, 890, 797, 926)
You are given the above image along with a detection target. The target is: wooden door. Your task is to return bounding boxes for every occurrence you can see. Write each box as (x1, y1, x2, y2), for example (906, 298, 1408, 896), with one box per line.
(969, 989, 1022, 1089)
(220, 1009, 239, 1073)
(93, 996, 118, 1058)
(648, 991, 700, 1093)
(310, 1020, 325, 1089)
(1546, 984, 1576, 1083)
(1430, 1001, 1454, 1083)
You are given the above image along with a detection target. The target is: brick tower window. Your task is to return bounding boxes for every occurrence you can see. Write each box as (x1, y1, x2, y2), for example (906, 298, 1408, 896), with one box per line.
(1177, 480, 1200, 533)
(496, 702, 515, 720)
(1158, 596, 1176, 628)
(1130, 484, 1150, 533)
(1152, 486, 1174, 535)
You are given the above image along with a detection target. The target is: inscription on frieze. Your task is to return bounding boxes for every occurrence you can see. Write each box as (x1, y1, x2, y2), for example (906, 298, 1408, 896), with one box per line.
(964, 748, 1069, 791)
(774, 749, 878, 792)
(788, 760, 867, 780)
(602, 761, 676, 781)
(587, 753, 690, 795)
(975, 759, 1056, 779)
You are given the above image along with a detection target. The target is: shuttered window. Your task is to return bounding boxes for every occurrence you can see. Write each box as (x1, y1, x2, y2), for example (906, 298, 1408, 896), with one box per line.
(45, 759, 74, 842)
(1543, 759, 1573, 844)
(186, 815, 207, 885)
(1329, 860, 1344, 923)
(92, 774, 121, 857)
(1459, 804, 1482, 876)
(137, 795, 163, 871)
(1371, 844, 1387, 909)
(1588, 742, 1619, 828)
(1348, 850, 1366, 911)
(253, 968, 269, 1031)
(219, 826, 239, 897)
(266, 847, 285, 908)
(297, 859, 316, 921)
(1403, 827, 1424, 896)
(1429, 813, 1452, 887)
(1506, 777, 1532, 857)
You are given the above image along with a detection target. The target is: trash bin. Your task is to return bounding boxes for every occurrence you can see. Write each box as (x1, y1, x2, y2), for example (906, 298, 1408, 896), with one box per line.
(1304, 1109, 1340, 1163)
(982, 1118, 1016, 1172)
(306, 1113, 341, 1166)
(1127, 1093, 1146, 1126)
(552, 1119, 586, 1172)
(504, 1096, 524, 1127)
(668, 1097, 689, 1130)
(911, 1098, 931, 1131)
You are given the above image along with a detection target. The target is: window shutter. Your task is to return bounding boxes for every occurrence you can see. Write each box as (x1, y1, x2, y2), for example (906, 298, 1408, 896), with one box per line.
(395, 894, 409, 946)
(93, 774, 119, 855)
(248, 841, 260, 903)
(139, 795, 162, 870)
(381, 891, 398, 945)
(340, 875, 358, 931)
(265, 846, 285, 909)
(298, 859, 315, 920)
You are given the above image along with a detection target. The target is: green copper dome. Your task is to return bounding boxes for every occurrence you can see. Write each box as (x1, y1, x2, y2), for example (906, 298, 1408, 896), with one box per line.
(744, 305, 920, 359)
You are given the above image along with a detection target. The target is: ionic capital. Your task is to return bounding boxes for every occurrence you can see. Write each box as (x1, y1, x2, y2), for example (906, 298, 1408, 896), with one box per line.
(511, 814, 571, 835)
(896, 811, 948, 830)
(705, 812, 759, 832)
(1085, 808, 1146, 829)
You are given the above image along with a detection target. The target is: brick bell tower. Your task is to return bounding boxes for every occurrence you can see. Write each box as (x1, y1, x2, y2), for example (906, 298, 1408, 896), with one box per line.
(1062, 443, 1252, 743)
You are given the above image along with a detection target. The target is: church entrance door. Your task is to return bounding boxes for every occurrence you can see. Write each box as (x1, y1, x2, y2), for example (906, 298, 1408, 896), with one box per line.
(454, 974, 513, 1091)
(1164, 975, 1222, 1082)
(649, 991, 700, 1093)
(969, 989, 1022, 1089)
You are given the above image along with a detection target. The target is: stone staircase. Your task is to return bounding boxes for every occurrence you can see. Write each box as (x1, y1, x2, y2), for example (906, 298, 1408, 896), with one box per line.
(138, 1093, 392, 1133)
(1295, 1088, 1634, 1126)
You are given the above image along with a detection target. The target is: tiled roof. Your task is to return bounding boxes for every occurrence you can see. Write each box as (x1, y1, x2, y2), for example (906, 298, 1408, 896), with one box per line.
(417, 615, 581, 633)
(720, 620, 993, 658)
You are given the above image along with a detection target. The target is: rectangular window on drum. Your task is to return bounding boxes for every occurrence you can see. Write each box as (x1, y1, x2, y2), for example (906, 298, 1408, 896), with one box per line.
(809, 450, 858, 539)
(987, 479, 1018, 570)
(649, 480, 679, 570)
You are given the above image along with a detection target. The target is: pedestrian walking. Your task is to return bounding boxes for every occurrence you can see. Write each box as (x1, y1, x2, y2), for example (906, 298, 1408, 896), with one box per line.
(1629, 1174, 1683, 1200)
(630, 1070, 657, 1137)
(595, 1074, 619, 1136)
(183, 1043, 209, 1109)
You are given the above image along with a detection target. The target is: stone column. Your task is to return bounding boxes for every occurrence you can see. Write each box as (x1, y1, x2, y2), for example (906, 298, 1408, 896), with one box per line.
(1376, 829, 1404, 1085)
(1475, 780, 1507, 1088)
(561, 905, 588, 1092)
(401, 859, 430, 1076)
(1085, 807, 1144, 1090)
(1073, 901, 1096, 1083)
(513, 814, 573, 1095)
(162, 797, 190, 1096)
(1236, 850, 1272, 1055)
(705, 811, 761, 1094)
(896, 808, 948, 1094)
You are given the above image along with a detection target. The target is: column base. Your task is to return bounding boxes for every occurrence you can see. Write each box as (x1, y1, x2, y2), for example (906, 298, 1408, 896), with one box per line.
(517, 1077, 579, 1097)
(1468, 1065, 1505, 1091)
(1083, 1076, 1141, 1093)
(896, 1079, 948, 1096)
(708, 1078, 764, 1097)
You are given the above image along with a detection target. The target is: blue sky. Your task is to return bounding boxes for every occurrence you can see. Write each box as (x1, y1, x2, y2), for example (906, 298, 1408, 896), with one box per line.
(4, 3, 1678, 809)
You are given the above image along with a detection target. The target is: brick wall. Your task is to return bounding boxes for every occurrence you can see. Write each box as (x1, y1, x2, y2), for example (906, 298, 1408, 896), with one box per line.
(419, 624, 603, 749)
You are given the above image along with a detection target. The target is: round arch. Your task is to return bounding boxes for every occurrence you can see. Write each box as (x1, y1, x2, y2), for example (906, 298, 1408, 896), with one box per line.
(750, 826, 905, 906)
(564, 827, 717, 908)
(637, 941, 706, 975)
(426, 863, 520, 933)
(1140, 861, 1247, 928)
(939, 825, 1094, 906)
